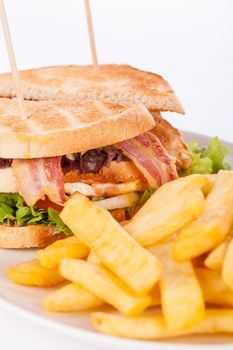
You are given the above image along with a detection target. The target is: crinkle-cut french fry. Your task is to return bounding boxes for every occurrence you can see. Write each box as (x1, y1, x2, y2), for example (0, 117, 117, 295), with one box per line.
(196, 268, 233, 307)
(124, 175, 209, 246)
(60, 257, 152, 316)
(91, 309, 233, 340)
(204, 230, 233, 271)
(7, 259, 65, 287)
(43, 283, 104, 312)
(222, 236, 233, 290)
(173, 171, 233, 261)
(87, 251, 102, 265)
(60, 193, 161, 295)
(37, 236, 89, 269)
(149, 242, 205, 330)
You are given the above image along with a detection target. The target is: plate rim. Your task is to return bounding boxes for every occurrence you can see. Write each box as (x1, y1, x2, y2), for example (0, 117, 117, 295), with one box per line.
(1, 296, 232, 350)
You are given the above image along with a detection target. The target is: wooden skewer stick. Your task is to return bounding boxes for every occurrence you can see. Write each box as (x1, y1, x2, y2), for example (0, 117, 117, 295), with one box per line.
(0, 0, 27, 120)
(84, 0, 98, 67)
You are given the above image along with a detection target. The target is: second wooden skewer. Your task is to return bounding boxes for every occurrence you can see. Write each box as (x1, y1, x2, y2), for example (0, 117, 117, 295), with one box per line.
(0, 0, 27, 120)
(84, 0, 98, 67)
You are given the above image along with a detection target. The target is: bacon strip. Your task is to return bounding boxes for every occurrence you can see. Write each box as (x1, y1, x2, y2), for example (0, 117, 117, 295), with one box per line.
(116, 132, 178, 189)
(12, 157, 66, 206)
(150, 112, 192, 169)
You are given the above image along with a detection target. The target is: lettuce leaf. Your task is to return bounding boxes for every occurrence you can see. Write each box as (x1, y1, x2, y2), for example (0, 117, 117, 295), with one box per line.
(138, 188, 155, 204)
(128, 188, 155, 216)
(0, 193, 71, 235)
(180, 137, 231, 176)
(47, 208, 72, 236)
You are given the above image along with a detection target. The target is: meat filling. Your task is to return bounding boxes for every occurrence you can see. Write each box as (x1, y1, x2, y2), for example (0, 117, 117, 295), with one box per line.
(62, 147, 128, 175)
(0, 147, 128, 174)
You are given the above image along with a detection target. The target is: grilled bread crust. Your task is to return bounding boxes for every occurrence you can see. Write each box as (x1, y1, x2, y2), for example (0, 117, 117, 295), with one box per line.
(0, 65, 184, 114)
(0, 98, 155, 159)
(0, 225, 65, 249)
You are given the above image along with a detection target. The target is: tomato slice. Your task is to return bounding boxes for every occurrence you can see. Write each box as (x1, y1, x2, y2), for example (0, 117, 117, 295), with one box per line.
(35, 199, 63, 211)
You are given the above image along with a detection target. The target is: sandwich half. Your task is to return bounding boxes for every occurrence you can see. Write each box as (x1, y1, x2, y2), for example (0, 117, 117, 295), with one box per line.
(0, 98, 159, 248)
(0, 65, 192, 248)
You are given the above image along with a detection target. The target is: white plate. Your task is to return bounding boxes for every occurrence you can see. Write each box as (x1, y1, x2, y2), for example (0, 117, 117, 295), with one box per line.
(0, 131, 233, 350)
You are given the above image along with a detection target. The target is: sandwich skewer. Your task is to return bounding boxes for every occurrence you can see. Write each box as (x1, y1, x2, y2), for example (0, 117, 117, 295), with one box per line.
(0, 0, 27, 120)
(84, 0, 98, 67)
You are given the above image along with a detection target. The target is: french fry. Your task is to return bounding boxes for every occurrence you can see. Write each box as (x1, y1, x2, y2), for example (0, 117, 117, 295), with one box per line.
(88, 251, 161, 306)
(204, 230, 233, 271)
(43, 283, 104, 312)
(196, 268, 233, 307)
(87, 251, 102, 265)
(87, 251, 161, 306)
(173, 171, 233, 261)
(222, 236, 233, 290)
(7, 259, 65, 287)
(149, 242, 205, 330)
(205, 174, 217, 189)
(150, 285, 161, 306)
(91, 309, 233, 340)
(124, 175, 209, 246)
(204, 243, 228, 271)
(192, 254, 207, 268)
(37, 236, 89, 269)
(60, 193, 161, 295)
(60, 257, 152, 316)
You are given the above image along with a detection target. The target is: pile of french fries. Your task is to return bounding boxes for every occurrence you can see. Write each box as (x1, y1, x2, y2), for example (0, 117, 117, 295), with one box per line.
(7, 170, 233, 340)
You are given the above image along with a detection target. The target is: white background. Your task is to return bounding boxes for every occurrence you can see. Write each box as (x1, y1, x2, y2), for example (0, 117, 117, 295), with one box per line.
(0, 1, 232, 349)
(0, 0, 232, 140)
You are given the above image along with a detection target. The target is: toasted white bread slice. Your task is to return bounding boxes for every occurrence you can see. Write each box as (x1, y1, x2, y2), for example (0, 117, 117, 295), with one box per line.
(0, 225, 65, 249)
(0, 98, 155, 159)
(0, 65, 184, 114)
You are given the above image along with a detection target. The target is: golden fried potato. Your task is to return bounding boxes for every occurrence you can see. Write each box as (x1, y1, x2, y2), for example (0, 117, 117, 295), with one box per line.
(7, 259, 65, 287)
(37, 236, 89, 269)
(149, 242, 205, 330)
(196, 268, 233, 307)
(43, 283, 104, 312)
(60, 193, 161, 295)
(222, 236, 233, 290)
(87, 251, 102, 265)
(60, 257, 152, 316)
(205, 174, 217, 190)
(91, 309, 233, 340)
(204, 231, 233, 271)
(88, 251, 162, 306)
(192, 254, 207, 268)
(124, 175, 209, 246)
(173, 171, 233, 261)
(150, 285, 161, 306)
